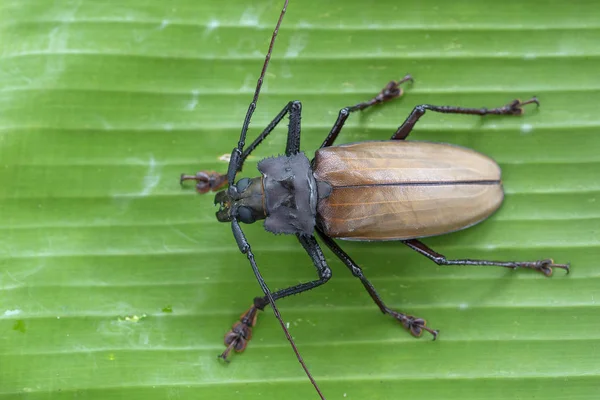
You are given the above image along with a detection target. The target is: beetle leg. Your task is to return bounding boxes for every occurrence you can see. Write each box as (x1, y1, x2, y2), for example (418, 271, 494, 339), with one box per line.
(181, 101, 303, 193)
(219, 303, 259, 362)
(180, 171, 228, 194)
(241, 100, 303, 158)
(392, 97, 540, 140)
(230, 222, 325, 398)
(320, 75, 413, 148)
(224, 233, 332, 357)
(316, 229, 439, 340)
(348, 75, 414, 112)
(403, 239, 570, 276)
(256, 234, 333, 303)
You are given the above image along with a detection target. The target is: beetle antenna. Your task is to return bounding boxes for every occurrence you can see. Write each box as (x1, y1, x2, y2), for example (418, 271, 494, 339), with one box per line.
(227, 0, 289, 188)
(239, 0, 288, 149)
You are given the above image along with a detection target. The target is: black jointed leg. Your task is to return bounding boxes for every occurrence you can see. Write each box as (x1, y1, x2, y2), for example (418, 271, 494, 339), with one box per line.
(403, 239, 570, 277)
(285, 101, 302, 156)
(226, 233, 332, 358)
(320, 75, 413, 148)
(229, 100, 301, 185)
(242, 100, 303, 162)
(316, 229, 438, 339)
(180, 101, 302, 193)
(230, 219, 323, 398)
(231, 223, 332, 316)
(181, 101, 303, 193)
(237, 100, 303, 174)
(254, 233, 332, 309)
(392, 97, 539, 140)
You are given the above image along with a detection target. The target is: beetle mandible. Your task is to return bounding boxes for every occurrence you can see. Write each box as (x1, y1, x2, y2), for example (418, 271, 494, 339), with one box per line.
(181, 1, 569, 398)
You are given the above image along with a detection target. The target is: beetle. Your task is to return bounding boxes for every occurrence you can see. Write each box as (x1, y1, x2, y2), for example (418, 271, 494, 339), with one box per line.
(181, 1, 569, 398)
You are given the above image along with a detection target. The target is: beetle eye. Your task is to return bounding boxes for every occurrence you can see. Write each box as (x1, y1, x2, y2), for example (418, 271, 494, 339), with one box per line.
(237, 206, 255, 224)
(236, 178, 251, 192)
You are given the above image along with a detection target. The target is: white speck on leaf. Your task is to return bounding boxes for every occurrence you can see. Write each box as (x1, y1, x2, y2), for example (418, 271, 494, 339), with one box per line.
(159, 20, 169, 30)
(207, 19, 220, 32)
(3, 309, 22, 317)
(521, 123, 533, 134)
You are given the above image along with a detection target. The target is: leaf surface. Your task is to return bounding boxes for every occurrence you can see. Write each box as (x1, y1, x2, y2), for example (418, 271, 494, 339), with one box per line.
(1, 1, 598, 399)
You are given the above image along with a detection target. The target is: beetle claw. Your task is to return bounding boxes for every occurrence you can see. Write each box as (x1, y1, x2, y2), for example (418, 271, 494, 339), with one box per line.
(534, 258, 570, 276)
(180, 170, 228, 194)
(505, 97, 540, 115)
(392, 312, 438, 340)
(378, 74, 414, 103)
(218, 304, 260, 362)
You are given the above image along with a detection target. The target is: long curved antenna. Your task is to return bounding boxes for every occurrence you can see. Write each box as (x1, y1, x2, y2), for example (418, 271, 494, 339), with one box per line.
(226, 0, 289, 188)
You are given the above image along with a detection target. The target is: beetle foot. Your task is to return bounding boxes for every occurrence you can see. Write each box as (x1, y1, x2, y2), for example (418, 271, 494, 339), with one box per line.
(376, 74, 414, 103)
(180, 171, 228, 194)
(527, 259, 570, 277)
(218, 303, 260, 362)
(504, 97, 540, 115)
(388, 310, 439, 340)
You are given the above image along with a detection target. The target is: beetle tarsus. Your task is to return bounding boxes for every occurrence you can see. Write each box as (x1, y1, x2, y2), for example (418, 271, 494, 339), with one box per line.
(219, 304, 259, 362)
(180, 171, 228, 194)
(404, 315, 439, 340)
(350, 74, 414, 112)
(508, 258, 570, 276)
(388, 310, 439, 340)
(503, 97, 540, 115)
(378, 75, 414, 103)
(528, 259, 570, 276)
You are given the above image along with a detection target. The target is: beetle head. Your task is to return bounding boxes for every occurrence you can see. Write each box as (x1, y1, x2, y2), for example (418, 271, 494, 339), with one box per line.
(215, 177, 266, 224)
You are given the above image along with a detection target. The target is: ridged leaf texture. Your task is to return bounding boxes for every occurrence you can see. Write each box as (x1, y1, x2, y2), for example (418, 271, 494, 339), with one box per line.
(1, 1, 597, 399)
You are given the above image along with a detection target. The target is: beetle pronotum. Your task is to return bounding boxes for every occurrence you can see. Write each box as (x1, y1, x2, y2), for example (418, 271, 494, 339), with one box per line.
(181, 1, 570, 398)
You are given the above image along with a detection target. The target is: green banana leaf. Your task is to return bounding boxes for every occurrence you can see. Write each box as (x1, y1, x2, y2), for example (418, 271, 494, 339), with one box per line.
(1, 1, 598, 399)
